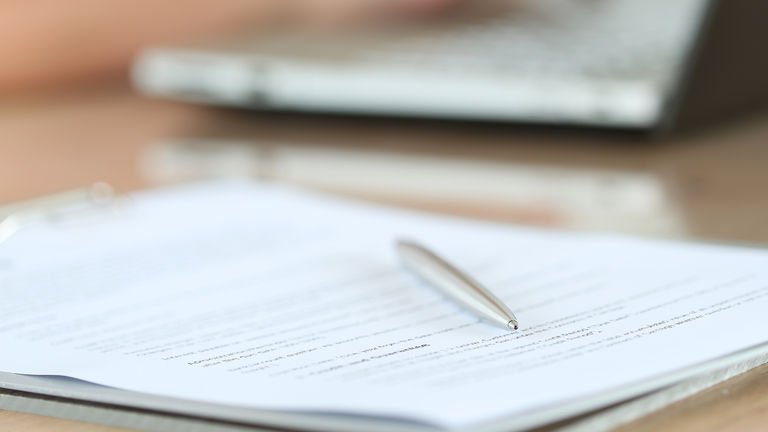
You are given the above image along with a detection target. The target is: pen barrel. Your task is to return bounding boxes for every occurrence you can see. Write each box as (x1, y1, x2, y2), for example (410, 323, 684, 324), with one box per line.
(397, 241, 518, 330)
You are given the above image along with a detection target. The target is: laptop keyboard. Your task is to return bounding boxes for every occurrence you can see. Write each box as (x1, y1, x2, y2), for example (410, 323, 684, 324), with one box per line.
(357, 0, 706, 83)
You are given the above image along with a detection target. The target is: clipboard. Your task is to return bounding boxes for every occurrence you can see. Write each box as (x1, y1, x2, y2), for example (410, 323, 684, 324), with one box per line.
(0, 183, 118, 244)
(2, 181, 768, 432)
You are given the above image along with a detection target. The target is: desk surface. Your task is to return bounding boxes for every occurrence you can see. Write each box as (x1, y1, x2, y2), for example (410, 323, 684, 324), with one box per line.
(1, 84, 767, 432)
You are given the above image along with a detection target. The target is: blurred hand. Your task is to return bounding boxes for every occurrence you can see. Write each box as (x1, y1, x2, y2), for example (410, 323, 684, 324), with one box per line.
(0, 0, 460, 93)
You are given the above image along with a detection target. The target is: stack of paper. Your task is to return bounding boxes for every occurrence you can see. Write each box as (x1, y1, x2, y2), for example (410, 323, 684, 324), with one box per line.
(1, 182, 767, 431)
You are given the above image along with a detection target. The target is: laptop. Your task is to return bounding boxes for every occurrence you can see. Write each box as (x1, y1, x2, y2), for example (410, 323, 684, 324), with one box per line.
(132, 0, 768, 133)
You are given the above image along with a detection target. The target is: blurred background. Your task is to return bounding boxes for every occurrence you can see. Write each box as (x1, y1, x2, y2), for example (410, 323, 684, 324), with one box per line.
(1, 0, 767, 243)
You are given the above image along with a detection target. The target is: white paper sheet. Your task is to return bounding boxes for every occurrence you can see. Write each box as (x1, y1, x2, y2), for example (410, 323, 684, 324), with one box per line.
(1, 182, 768, 429)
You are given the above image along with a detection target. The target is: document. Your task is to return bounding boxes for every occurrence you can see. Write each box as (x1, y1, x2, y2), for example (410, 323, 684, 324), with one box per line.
(1, 182, 768, 430)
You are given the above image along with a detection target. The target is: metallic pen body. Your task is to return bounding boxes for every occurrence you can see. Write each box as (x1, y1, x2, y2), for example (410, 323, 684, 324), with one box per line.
(397, 240, 519, 331)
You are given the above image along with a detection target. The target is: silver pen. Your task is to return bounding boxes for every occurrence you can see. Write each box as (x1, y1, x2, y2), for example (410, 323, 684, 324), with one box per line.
(396, 239, 519, 331)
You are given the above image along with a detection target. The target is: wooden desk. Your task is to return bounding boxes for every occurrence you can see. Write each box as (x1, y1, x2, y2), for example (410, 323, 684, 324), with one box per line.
(2, 84, 767, 431)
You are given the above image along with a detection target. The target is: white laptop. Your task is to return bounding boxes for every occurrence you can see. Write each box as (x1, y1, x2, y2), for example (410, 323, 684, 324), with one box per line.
(132, 0, 768, 133)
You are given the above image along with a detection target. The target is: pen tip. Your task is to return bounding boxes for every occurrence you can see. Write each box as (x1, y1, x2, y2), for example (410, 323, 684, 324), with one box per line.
(507, 320, 519, 331)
